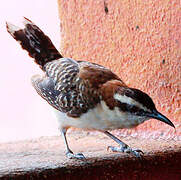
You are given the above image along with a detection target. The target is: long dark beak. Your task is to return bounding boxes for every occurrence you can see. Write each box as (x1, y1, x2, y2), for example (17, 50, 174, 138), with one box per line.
(147, 110, 175, 128)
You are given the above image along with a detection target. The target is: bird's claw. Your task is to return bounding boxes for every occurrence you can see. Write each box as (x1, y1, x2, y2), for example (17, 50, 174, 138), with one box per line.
(66, 152, 86, 160)
(107, 145, 144, 158)
(129, 149, 144, 158)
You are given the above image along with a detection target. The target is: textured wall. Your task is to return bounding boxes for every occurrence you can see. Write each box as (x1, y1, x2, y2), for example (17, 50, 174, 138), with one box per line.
(58, 0, 181, 139)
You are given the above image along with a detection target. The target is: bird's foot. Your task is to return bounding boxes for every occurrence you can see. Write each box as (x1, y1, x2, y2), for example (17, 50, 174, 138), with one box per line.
(66, 151, 86, 160)
(107, 145, 144, 158)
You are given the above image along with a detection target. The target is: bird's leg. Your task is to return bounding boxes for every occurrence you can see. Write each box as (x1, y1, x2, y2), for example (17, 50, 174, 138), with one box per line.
(61, 128, 86, 160)
(104, 131, 143, 158)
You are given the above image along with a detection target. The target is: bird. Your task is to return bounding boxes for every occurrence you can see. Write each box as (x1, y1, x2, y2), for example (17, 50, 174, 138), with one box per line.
(6, 17, 175, 160)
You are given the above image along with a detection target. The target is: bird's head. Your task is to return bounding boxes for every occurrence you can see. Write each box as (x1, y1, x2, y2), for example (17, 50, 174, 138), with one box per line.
(113, 87, 175, 128)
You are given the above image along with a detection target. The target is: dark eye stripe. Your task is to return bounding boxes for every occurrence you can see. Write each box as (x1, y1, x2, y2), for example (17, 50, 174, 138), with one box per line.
(117, 102, 145, 115)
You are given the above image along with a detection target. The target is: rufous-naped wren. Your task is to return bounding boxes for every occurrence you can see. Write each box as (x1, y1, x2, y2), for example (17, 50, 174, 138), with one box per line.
(6, 18, 175, 159)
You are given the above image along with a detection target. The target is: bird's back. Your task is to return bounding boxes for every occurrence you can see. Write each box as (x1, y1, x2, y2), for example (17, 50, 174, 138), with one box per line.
(32, 57, 122, 118)
(6, 17, 124, 119)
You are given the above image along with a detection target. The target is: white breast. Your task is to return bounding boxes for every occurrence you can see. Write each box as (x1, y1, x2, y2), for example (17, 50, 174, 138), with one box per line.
(53, 101, 148, 131)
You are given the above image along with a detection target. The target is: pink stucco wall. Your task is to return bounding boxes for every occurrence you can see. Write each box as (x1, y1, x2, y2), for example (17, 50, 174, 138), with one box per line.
(58, 0, 181, 139)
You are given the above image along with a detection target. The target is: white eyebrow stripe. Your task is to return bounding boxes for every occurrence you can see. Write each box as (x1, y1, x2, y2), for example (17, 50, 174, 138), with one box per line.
(114, 93, 149, 112)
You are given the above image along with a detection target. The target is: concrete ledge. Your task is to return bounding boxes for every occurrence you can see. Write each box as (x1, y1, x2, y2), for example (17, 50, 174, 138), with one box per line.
(0, 131, 181, 180)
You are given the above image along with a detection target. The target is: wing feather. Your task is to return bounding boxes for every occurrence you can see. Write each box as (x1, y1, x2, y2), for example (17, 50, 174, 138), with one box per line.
(32, 58, 122, 117)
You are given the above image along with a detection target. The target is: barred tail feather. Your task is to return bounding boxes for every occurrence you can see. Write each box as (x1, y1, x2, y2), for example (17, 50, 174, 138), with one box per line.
(6, 17, 63, 70)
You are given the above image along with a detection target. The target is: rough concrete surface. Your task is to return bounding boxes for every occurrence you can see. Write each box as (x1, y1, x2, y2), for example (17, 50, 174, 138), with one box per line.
(0, 131, 181, 179)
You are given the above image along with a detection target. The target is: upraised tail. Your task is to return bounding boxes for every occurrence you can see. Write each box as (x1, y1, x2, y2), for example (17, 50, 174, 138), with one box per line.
(6, 17, 63, 70)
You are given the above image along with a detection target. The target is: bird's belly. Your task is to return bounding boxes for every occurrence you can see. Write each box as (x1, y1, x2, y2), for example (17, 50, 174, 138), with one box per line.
(53, 101, 147, 131)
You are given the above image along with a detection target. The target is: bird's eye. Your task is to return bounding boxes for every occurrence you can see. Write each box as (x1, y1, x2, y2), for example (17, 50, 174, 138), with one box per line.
(117, 101, 141, 114)
(135, 109, 146, 116)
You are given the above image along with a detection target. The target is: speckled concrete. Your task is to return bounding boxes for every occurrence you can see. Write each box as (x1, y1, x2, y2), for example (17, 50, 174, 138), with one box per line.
(57, 0, 181, 138)
(0, 131, 181, 179)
